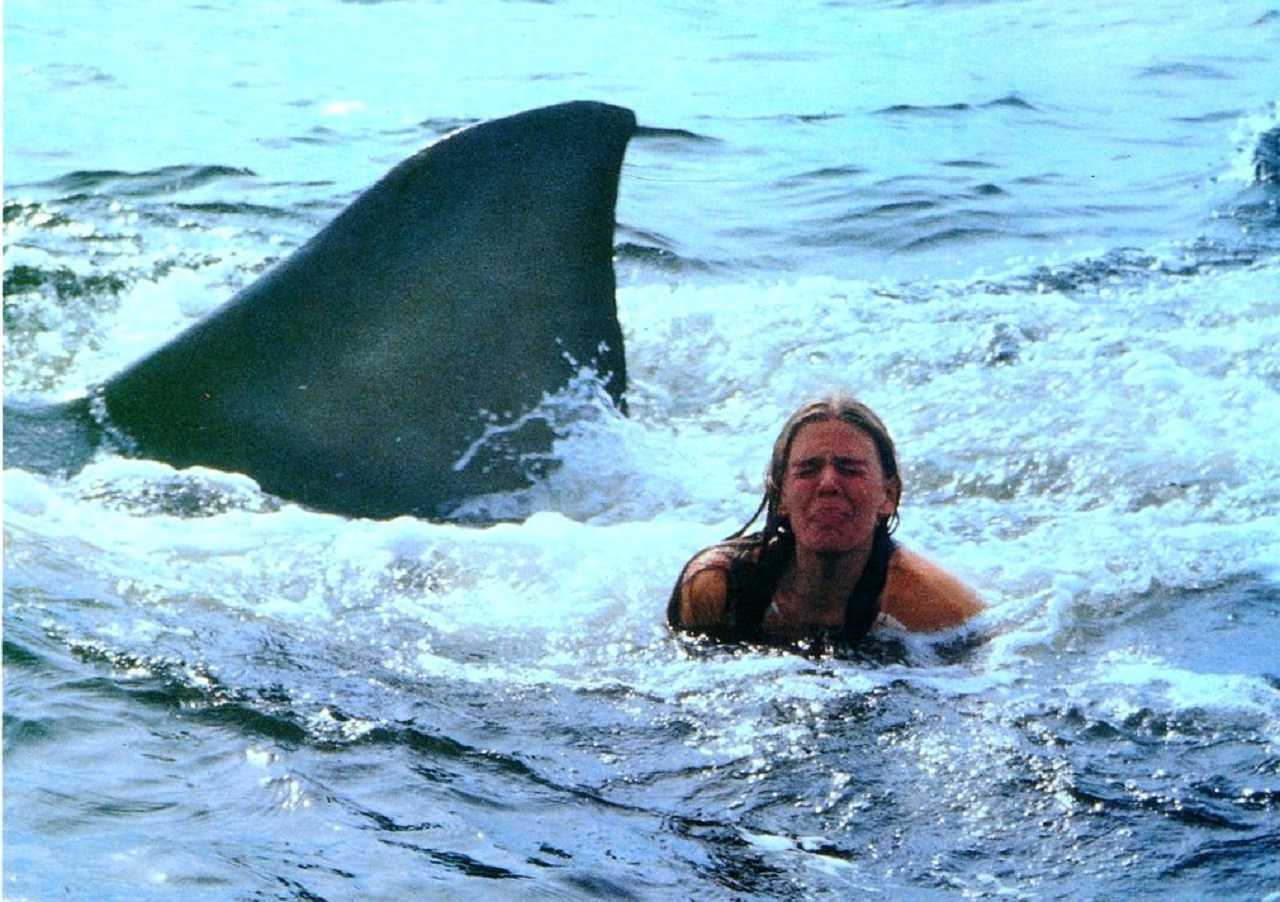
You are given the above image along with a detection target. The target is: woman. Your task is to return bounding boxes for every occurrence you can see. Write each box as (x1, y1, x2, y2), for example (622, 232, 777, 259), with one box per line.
(668, 396, 983, 646)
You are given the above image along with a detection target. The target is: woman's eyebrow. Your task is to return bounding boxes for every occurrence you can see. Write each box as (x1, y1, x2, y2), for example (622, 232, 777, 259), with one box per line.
(833, 455, 872, 467)
(792, 453, 872, 467)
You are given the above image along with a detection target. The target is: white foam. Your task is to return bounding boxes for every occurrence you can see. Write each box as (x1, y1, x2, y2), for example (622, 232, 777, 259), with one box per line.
(6, 260, 1278, 722)
(1090, 649, 1278, 716)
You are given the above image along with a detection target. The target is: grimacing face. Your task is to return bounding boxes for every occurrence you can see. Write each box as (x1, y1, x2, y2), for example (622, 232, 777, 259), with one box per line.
(777, 419, 900, 554)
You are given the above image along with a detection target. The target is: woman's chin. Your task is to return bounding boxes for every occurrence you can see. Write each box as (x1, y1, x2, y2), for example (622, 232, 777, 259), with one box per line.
(794, 532, 865, 555)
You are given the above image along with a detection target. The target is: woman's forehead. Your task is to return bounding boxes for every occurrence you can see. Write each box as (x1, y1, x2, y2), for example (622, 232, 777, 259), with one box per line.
(788, 419, 878, 459)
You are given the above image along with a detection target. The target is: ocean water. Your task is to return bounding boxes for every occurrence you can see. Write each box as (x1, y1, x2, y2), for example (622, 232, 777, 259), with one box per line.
(4, 1, 1280, 899)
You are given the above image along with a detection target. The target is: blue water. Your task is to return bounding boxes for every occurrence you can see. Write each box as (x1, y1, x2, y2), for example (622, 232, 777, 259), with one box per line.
(5, 1, 1280, 899)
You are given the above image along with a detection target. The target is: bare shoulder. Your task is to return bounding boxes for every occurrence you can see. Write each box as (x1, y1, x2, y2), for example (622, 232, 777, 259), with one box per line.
(670, 544, 743, 631)
(880, 546, 984, 632)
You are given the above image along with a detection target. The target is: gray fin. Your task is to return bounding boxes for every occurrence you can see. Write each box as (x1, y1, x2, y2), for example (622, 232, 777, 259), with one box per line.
(90, 101, 634, 518)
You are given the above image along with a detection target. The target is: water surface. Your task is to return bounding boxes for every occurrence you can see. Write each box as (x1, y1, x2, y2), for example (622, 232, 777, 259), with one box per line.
(5, 1, 1280, 898)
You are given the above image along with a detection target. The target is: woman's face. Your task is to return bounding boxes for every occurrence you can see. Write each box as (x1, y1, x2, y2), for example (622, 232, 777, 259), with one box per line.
(778, 419, 900, 554)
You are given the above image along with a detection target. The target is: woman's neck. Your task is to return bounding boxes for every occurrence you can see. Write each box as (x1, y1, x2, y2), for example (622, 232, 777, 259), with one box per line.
(774, 543, 872, 624)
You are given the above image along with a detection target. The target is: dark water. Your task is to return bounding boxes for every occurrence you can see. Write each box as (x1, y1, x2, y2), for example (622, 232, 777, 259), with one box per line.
(6, 1, 1280, 898)
(6, 574, 1278, 898)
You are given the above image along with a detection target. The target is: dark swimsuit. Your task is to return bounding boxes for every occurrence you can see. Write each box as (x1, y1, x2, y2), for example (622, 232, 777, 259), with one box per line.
(667, 527, 897, 647)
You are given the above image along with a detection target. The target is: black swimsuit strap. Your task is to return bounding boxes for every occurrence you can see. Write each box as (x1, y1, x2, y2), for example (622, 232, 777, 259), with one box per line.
(840, 529, 895, 643)
(726, 532, 783, 640)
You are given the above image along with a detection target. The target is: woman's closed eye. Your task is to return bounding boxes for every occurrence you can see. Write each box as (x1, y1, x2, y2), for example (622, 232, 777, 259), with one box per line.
(792, 457, 869, 478)
(834, 458, 869, 476)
